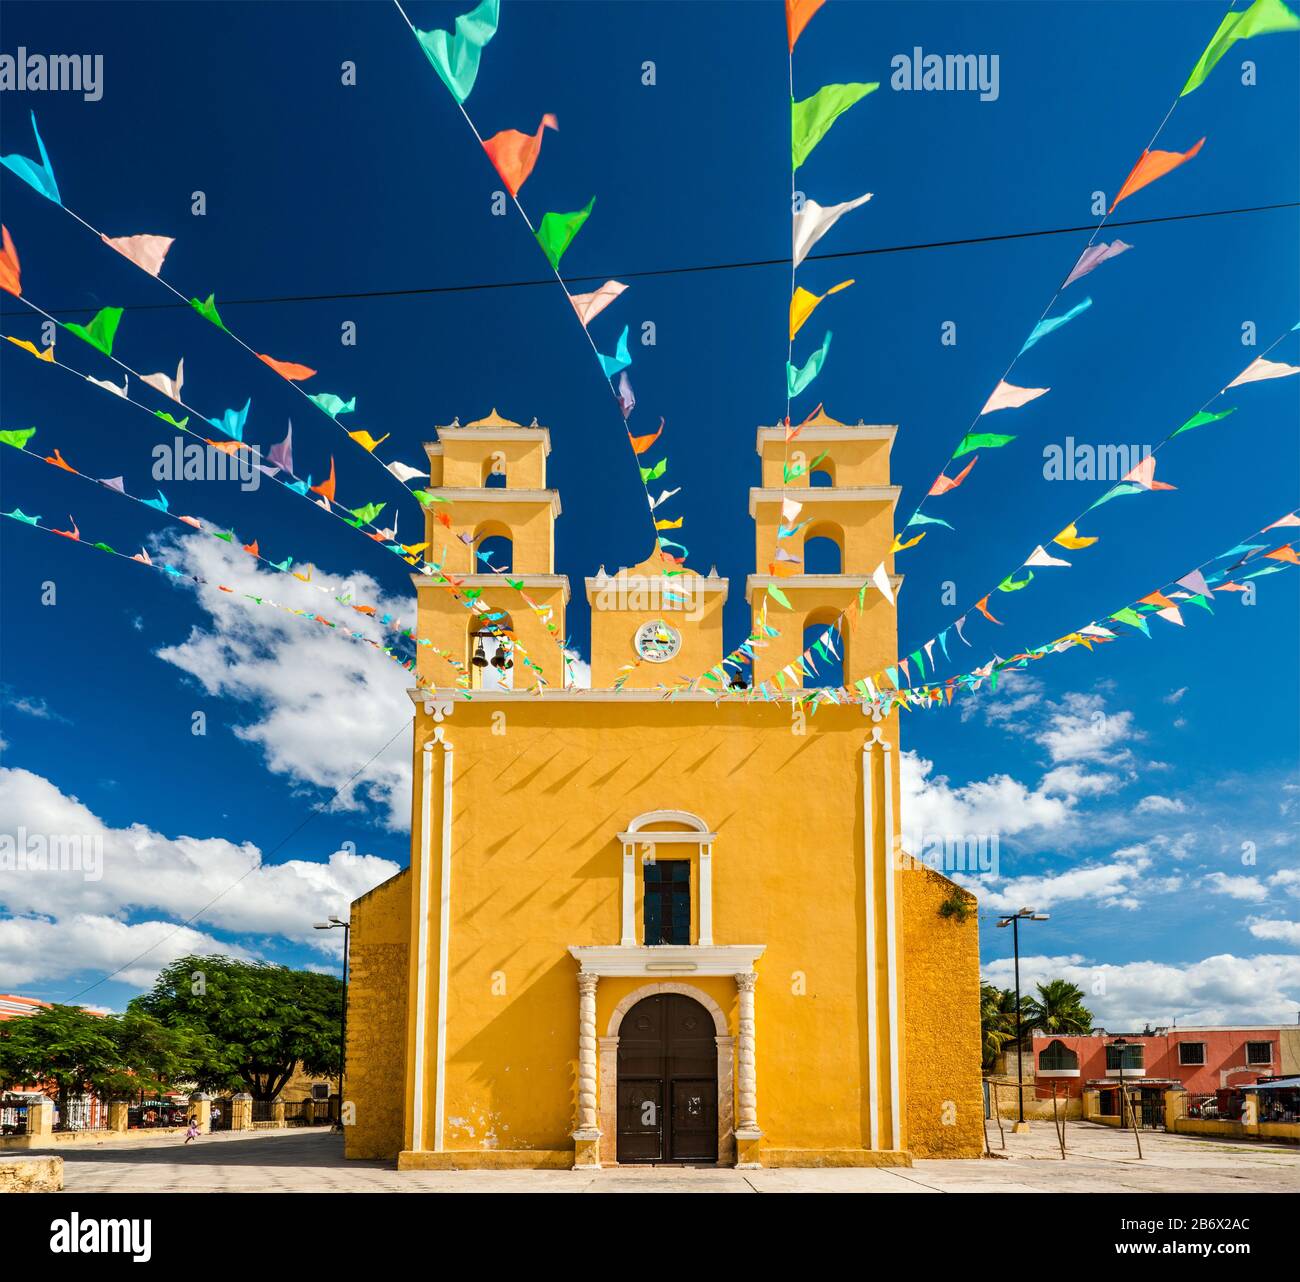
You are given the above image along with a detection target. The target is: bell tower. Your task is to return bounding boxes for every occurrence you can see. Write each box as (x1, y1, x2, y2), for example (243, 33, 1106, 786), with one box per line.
(746, 408, 901, 689)
(413, 410, 569, 690)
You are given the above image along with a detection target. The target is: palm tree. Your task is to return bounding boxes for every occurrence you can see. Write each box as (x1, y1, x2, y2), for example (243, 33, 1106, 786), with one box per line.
(980, 983, 1032, 1072)
(1024, 979, 1093, 1035)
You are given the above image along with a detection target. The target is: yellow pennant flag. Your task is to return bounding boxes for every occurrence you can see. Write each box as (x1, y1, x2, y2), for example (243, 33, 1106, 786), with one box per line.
(655, 517, 683, 530)
(5, 334, 54, 361)
(891, 530, 924, 554)
(347, 429, 390, 452)
(789, 279, 854, 341)
(1054, 523, 1099, 550)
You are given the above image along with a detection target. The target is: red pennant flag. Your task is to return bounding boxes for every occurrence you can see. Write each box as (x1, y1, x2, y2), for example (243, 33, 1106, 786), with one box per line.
(1110, 138, 1205, 211)
(0, 225, 20, 297)
(258, 353, 317, 381)
(52, 516, 80, 540)
(311, 457, 336, 503)
(929, 456, 977, 496)
(482, 114, 557, 197)
(786, 0, 826, 51)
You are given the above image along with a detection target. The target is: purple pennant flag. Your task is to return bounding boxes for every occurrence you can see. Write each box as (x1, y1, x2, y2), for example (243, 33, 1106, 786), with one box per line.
(617, 371, 635, 420)
(99, 476, 125, 493)
(1176, 568, 1213, 597)
(268, 420, 293, 475)
(1063, 239, 1132, 289)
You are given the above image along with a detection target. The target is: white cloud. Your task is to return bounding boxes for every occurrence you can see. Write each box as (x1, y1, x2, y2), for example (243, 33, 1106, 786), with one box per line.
(1033, 692, 1138, 766)
(1203, 872, 1269, 902)
(899, 750, 1072, 847)
(1163, 687, 1188, 704)
(1269, 869, 1300, 899)
(0, 766, 401, 989)
(981, 951, 1300, 1027)
(1136, 794, 1186, 814)
(153, 534, 417, 829)
(973, 861, 1151, 913)
(1040, 764, 1118, 797)
(1245, 918, 1300, 947)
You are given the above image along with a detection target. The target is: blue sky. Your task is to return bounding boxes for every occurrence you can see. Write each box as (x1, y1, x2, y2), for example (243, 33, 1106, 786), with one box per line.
(0, 1, 1297, 1023)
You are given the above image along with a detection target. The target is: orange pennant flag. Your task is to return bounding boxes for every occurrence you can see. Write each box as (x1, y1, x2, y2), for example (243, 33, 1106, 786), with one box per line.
(44, 448, 75, 472)
(973, 595, 1002, 624)
(311, 457, 336, 503)
(0, 225, 20, 297)
(928, 456, 977, 497)
(482, 114, 557, 198)
(258, 353, 317, 381)
(1110, 138, 1205, 211)
(204, 438, 249, 456)
(243, 539, 259, 556)
(1264, 544, 1300, 564)
(1139, 590, 1175, 609)
(629, 418, 664, 455)
(52, 516, 79, 540)
(786, 0, 826, 51)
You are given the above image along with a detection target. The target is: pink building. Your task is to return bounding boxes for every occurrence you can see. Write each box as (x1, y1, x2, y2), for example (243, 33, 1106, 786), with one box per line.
(1032, 1026, 1299, 1101)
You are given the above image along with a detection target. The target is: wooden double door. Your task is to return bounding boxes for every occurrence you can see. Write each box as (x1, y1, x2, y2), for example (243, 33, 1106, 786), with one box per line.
(616, 994, 718, 1164)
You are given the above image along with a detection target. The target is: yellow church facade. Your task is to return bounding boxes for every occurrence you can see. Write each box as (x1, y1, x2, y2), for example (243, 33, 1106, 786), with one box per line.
(344, 410, 984, 1168)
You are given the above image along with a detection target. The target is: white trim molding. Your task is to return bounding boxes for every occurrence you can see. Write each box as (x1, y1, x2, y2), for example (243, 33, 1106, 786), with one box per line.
(410, 740, 435, 1152)
(880, 732, 902, 1154)
(570, 945, 765, 977)
(861, 730, 882, 1150)
(748, 485, 900, 516)
(618, 811, 717, 948)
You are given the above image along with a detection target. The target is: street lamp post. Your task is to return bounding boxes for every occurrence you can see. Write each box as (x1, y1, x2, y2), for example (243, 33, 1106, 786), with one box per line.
(314, 916, 351, 1126)
(997, 907, 1050, 1129)
(1110, 1035, 1143, 1159)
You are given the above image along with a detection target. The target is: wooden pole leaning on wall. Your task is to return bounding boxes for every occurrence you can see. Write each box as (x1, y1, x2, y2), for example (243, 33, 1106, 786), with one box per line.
(1051, 1083, 1066, 1159)
(992, 1081, 1006, 1150)
(1123, 1087, 1144, 1160)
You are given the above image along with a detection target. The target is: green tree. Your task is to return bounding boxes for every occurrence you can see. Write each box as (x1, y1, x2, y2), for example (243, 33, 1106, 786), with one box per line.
(979, 983, 1034, 1072)
(0, 1003, 119, 1119)
(131, 956, 343, 1100)
(1025, 979, 1094, 1036)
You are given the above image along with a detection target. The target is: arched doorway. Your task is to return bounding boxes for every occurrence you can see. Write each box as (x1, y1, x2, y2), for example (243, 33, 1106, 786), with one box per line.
(616, 993, 719, 1164)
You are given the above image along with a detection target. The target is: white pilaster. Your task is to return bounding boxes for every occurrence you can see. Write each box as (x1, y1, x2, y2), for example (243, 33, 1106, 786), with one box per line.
(620, 844, 635, 946)
(734, 971, 760, 1140)
(433, 728, 454, 1152)
(881, 733, 902, 1153)
(862, 731, 881, 1150)
(699, 844, 714, 946)
(573, 973, 600, 1140)
(411, 741, 435, 1151)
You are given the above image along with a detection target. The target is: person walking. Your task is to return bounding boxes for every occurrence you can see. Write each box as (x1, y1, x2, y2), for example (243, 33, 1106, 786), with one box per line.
(184, 1115, 200, 1143)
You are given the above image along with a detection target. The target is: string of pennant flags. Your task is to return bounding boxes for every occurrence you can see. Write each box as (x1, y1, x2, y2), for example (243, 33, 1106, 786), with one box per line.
(0, 236, 565, 688)
(893, 0, 1300, 547)
(392, 0, 697, 690)
(887, 323, 1300, 687)
(0, 111, 429, 517)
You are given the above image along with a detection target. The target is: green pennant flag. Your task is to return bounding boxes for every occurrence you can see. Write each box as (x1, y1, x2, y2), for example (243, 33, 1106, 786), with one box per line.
(535, 197, 594, 270)
(953, 431, 1014, 459)
(212, 530, 234, 542)
(1111, 607, 1151, 636)
(997, 570, 1034, 592)
(155, 411, 190, 429)
(309, 392, 356, 419)
(1184, 593, 1214, 611)
(1172, 406, 1236, 437)
(640, 457, 667, 483)
(414, 0, 501, 103)
(791, 82, 879, 170)
(1181, 0, 1300, 97)
(787, 331, 832, 399)
(93, 542, 115, 553)
(64, 307, 123, 357)
(1087, 482, 1145, 510)
(767, 584, 793, 610)
(905, 511, 954, 530)
(0, 428, 37, 449)
(189, 294, 226, 330)
(350, 501, 386, 524)
(910, 649, 925, 678)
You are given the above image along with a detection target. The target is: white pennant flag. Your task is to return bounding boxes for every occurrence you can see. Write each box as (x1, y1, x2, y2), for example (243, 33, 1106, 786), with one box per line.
(648, 487, 681, 510)
(386, 459, 426, 484)
(1025, 544, 1071, 567)
(140, 358, 184, 403)
(87, 373, 128, 398)
(1227, 355, 1300, 388)
(871, 561, 895, 606)
(792, 193, 873, 269)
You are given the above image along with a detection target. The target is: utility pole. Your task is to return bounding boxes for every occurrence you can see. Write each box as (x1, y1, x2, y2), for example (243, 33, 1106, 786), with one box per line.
(314, 915, 351, 1127)
(997, 907, 1050, 1132)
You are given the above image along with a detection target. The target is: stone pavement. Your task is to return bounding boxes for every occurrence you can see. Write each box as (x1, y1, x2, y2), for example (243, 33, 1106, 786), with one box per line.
(46, 1121, 1300, 1193)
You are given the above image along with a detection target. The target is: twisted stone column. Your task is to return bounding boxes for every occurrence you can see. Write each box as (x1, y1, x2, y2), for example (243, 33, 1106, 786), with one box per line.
(734, 972, 760, 1137)
(575, 973, 600, 1136)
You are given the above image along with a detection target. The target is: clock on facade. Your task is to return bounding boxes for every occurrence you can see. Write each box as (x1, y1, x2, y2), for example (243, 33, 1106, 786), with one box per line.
(633, 619, 681, 663)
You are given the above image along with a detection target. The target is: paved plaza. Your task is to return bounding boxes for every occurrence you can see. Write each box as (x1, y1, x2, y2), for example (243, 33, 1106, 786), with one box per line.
(36, 1121, 1300, 1193)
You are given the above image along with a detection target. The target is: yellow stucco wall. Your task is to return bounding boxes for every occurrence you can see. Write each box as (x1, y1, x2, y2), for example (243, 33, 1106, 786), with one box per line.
(900, 863, 984, 1157)
(344, 868, 411, 1160)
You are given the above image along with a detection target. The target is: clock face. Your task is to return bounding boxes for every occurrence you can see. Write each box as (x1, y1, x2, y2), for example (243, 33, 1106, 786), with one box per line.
(634, 619, 681, 663)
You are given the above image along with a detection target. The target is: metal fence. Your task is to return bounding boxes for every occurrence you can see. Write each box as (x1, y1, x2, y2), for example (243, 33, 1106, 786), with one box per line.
(55, 1095, 110, 1132)
(127, 1098, 190, 1129)
(209, 1099, 234, 1131)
